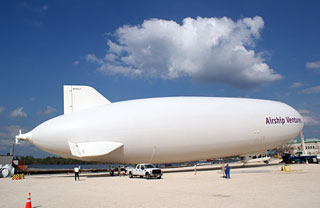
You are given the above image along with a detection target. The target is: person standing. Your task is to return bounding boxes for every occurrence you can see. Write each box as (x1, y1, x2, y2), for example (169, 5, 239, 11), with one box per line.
(225, 164, 230, 179)
(74, 166, 80, 181)
(221, 164, 226, 178)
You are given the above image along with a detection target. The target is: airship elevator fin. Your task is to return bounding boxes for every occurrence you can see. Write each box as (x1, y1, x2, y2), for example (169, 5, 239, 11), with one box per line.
(63, 85, 111, 114)
(68, 141, 123, 157)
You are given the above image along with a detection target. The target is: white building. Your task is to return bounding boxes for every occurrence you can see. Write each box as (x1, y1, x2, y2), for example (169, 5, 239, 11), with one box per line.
(288, 138, 320, 155)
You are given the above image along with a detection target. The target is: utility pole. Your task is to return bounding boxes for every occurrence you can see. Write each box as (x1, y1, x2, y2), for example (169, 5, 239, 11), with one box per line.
(300, 130, 306, 155)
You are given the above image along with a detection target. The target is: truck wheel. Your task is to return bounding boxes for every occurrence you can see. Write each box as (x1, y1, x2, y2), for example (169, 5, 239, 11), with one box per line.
(157, 175, 162, 179)
(129, 172, 133, 178)
(146, 172, 151, 179)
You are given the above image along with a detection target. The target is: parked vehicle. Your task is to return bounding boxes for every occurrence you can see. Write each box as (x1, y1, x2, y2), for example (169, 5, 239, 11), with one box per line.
(110, 167, 127, 176)
(282, 153, 319, 164)
(128, 163, 162, 179)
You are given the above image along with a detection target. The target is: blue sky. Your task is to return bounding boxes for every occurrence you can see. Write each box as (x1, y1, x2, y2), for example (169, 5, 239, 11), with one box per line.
(1, 0, 320, 157)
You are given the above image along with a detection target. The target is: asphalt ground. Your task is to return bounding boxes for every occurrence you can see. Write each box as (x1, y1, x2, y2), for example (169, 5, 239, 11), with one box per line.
(1, 163, 319, 208)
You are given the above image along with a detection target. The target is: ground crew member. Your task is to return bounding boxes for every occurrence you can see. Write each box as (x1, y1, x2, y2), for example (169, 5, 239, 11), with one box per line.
(225, 164, 230, 179)
(221, 164, 226, 178)
(74, 166, 80, 181)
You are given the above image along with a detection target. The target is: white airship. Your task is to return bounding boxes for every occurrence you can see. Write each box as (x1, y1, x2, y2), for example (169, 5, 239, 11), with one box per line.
(16, 85, 303, 164)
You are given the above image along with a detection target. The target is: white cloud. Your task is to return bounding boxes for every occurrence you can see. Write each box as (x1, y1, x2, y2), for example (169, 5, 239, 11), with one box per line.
(306, 61, 320, 70)
(21, 2, 48, 13)
(86, 54, 104, 65)
(302, 85, 320, 94)
(291, 82, 302, 88)
(0, 125, 32, 154)
(86, 16, 282, 89)
(0, 106, 5, 113)
(10, 107, 27, 118)
(298, 109, 320, 126)
(41, 5, 48, 12)
(298, 109, 310, 114)
(74, 60, 80, 65)
(37, 105, 57, 115)
(303, 116, 320, 126)
(0, 125, 21, 151)
(28, 97, 36, 102)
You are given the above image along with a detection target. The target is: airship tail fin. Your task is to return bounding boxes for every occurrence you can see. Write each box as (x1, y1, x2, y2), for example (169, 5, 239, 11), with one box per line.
(63, 85, 111, 114)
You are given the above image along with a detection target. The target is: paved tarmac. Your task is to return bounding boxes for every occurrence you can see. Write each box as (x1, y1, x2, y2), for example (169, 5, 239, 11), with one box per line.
(1, 163, 320, 208)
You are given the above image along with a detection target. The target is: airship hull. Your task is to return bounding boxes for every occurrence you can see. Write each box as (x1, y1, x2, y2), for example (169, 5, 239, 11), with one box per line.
(29, 96, 303, 164)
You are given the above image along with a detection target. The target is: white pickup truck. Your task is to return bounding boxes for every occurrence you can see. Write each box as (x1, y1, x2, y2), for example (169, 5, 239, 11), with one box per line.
(128, 163, 162, 179)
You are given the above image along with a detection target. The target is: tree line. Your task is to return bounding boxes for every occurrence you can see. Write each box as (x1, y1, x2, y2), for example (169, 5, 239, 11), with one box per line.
(14, 156, 98, 165)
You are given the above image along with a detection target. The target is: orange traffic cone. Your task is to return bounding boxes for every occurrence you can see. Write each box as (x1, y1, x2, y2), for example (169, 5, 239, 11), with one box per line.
(25, 192, 32, 208)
